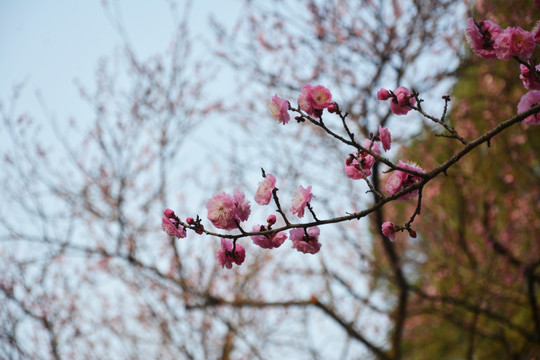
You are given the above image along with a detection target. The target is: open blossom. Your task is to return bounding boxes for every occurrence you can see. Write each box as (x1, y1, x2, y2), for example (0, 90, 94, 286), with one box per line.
(381, 222, 397, 242)
(518, 91, 540, 125)
(233, 190, 251, 222)
(161, 209, 187, 239)
(378, 125, 392, 151)
(520, 64, 540, 90)
(343, 139, 381, 179)
(216, 238, 245, 269)
(251, 225, 287, 249)
(207, 191, 251, 230)
(269, 94, 290, 125)
(290, 185, 314, 218)
(290, 226, 322, 254)
(298, 84, 332, 116)
(494, 26, 535, 60)
(465, 18, 502, 59)
(255, 174, 276, 205)
(310, 85, 333, 109)
(385, 161, 425, 200)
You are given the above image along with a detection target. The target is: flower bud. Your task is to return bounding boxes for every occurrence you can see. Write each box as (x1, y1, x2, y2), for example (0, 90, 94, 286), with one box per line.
(267, 214, 277, 225)
(327, 102, 338, 113)
(164, 208, 175, 218)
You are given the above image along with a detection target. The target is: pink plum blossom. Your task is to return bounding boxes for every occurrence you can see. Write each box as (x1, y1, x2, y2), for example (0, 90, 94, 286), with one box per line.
(298, 84, 316, 116)
(206, 192, 237, 229)
(216, 238, 246, 269)
(161, 214, 187, 239)
(250, 225, 287, 249)
(465, 18, 502, 59)
(290, 185, 314, 218)
(343, 139, 381, 179)
(233, 190, 251, 222)
(520, 64, 540, 90)
(517, 91, 540, 125)
(381, 222, 397, 242)
(494, 26, 535, 60)
(378, 125, 392, 151)
(377, 88, 390, 100)
(289, 226, 322, 254)
(269, 94, 290, 125)
(298, 84, 332, 116)
(385, 161, 425, 200)
(254, 173, 276, 205)
(389, 87, 416, 115)
(310, 85, 333, 110)
(207, 191, 251, 230)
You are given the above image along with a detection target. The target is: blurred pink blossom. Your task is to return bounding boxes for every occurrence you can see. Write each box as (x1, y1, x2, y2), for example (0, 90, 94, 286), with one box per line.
(216, 238, 246, 269)
(385, 161, 425, 200)
(378, 125, 392, 151)
(254, 173, 276, 205)
(494, 26, 535, 60)
(377, 88, 390, 100)
(518, 91, 540, 125)
(206, 192, 238, 230)
(465, 18, 502, 59)
(381, 222, 397, 241)
(161, 216, 187, 238)
(269, 94, 290, 124)
(343, 139, 380, 179)
(290, 226, 322, 254)
(390, 87, 416, 115)
(250, 225, 287, 249)
(233, 190, 251, 222)
(520, 64, 540, 90)
(290, 185, 314, 218)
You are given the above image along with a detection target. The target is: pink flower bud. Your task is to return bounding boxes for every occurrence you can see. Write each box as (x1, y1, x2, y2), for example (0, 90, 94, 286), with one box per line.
(267, 214, 277, 225)
(164, 208, 175, 218)
(327, 102, 338, 113)
(186, 217, 195, 224)
(377, 88, 390, 100)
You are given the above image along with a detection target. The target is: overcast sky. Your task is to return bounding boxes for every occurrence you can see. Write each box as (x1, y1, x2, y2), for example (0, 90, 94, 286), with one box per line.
(0, 0, 240, 119)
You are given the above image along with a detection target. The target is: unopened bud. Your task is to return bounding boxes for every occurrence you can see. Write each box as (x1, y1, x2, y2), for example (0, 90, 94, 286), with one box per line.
(327, 102, 338, 113)
(267, 214, 277, 225)
(164, 208, 175, 218)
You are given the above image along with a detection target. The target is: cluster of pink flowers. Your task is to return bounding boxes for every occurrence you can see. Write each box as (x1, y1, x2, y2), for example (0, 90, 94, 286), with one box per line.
(344, 139, 381, 180)
(161, 208, 187, 239)
(251, 215, 287, 249)
(466, 18, 540, 125)
(289, 226, 322, 254)
(465, 18, 537, 60)
(206, 190, 251, 230)
(385, 161, 425, 201)
(377, 86, 416, 115)
(343, 126, 391, 180)
(298, 84, 333, 117)
(290, 185, 315, 218)
(216, 238, 246, 269)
